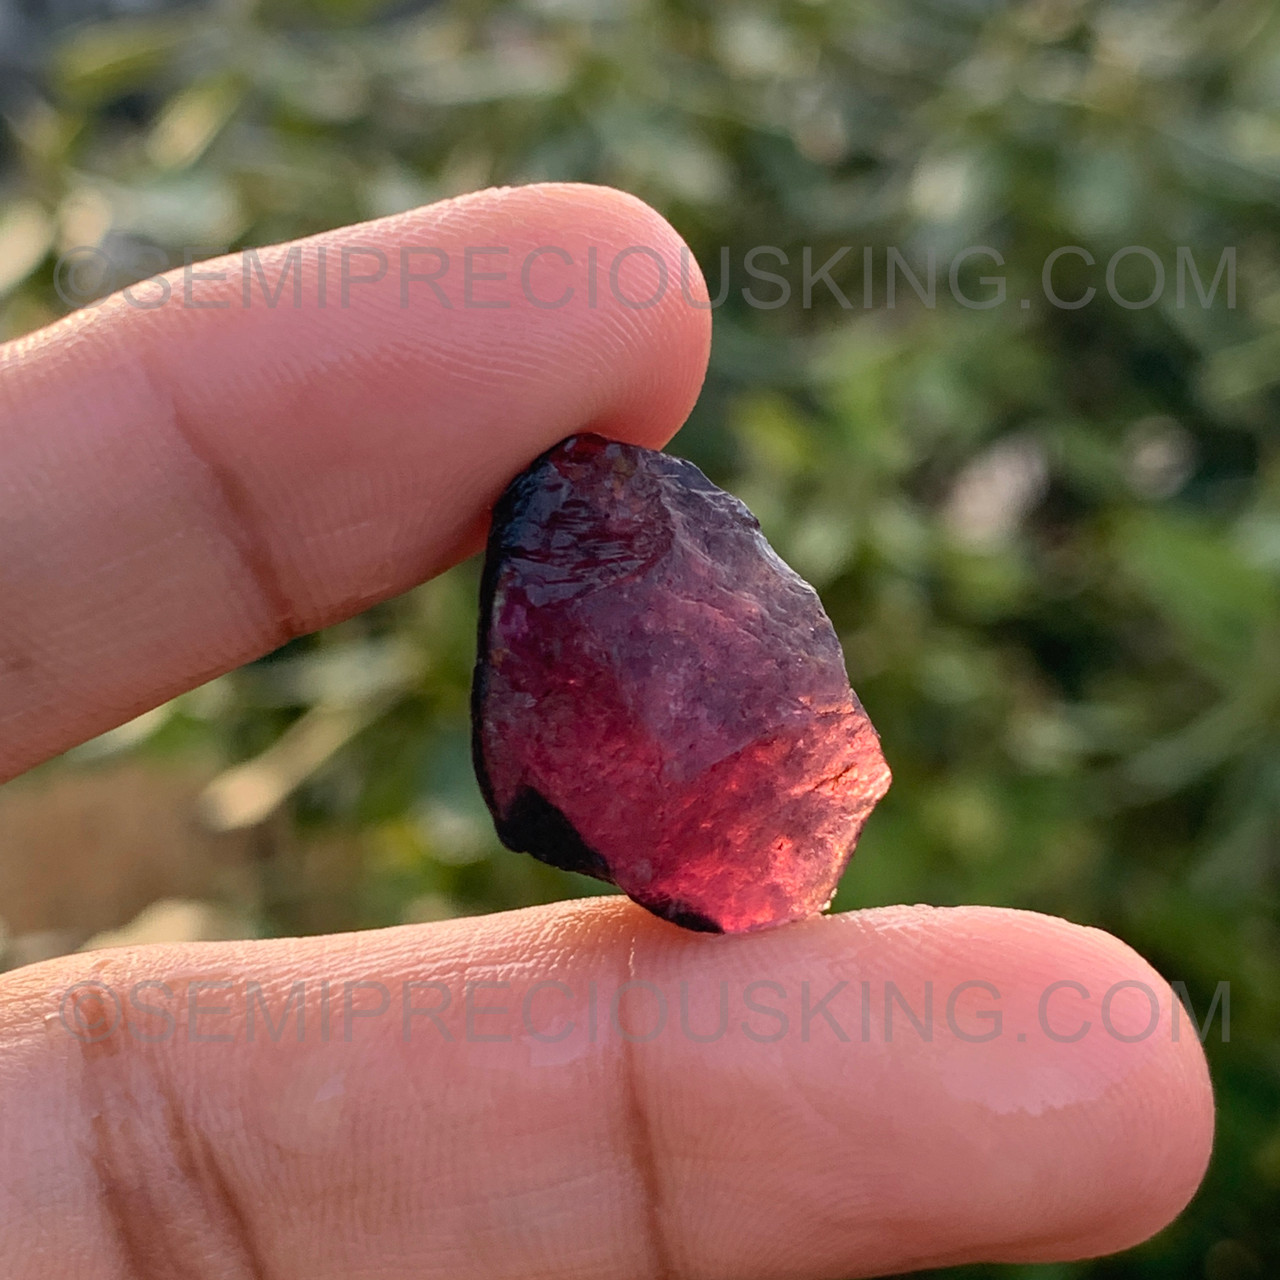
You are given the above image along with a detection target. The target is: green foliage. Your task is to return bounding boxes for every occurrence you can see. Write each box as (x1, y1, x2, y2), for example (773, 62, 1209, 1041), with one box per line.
(2, 1, 1278, 1274)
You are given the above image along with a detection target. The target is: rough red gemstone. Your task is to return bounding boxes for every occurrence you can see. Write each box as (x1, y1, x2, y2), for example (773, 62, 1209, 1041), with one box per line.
(471, 433, 891, 933)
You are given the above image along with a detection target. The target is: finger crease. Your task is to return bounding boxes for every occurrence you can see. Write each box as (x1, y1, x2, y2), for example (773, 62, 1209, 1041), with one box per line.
(137, 347, 302, 649)
(620, 934, 677, 1280)
(79, 1015, 273, 1280)
(176, 1110, 272, 1280)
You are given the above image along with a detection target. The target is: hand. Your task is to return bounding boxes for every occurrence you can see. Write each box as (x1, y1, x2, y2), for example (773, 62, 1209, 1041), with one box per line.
(0, 183, 1213, 1279)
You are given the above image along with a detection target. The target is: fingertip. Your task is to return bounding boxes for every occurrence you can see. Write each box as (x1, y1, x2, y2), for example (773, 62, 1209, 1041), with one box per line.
(859, 906, 1215, 1264)
(631, 903, 1216, 1277)
(399, 180, 712, 446)
(1000, 910, 1216, 1261)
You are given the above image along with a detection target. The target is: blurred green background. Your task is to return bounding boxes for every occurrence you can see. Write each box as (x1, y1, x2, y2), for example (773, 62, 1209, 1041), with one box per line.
(1, 0, 1277, 1276)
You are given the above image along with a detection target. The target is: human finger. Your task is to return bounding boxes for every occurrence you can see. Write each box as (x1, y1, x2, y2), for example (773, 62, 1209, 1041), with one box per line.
(0, 898, 1214, 1278)
(0, 182, 711, 778)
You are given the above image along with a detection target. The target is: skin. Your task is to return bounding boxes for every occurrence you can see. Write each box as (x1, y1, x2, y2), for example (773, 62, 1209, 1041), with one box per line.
(0, 183, 1214, 1279)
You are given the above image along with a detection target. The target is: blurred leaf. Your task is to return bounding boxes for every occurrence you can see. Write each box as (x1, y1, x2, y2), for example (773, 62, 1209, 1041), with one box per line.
(1114, 511, 1278, 683)
(52, 18, 188, 104)
(146, 77, 243, 170)
(0, 200, 53, 296)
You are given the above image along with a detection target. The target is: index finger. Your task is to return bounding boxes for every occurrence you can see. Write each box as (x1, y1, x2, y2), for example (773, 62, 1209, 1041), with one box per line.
(0, 182, 711, 779)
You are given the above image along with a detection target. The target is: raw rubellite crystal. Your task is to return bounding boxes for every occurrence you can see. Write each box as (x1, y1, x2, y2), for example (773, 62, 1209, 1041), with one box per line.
(471, 434, 891, 933)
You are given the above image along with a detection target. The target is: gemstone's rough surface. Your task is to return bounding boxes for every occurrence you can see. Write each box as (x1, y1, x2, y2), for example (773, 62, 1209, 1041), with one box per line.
(471, 433, 891, 934)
